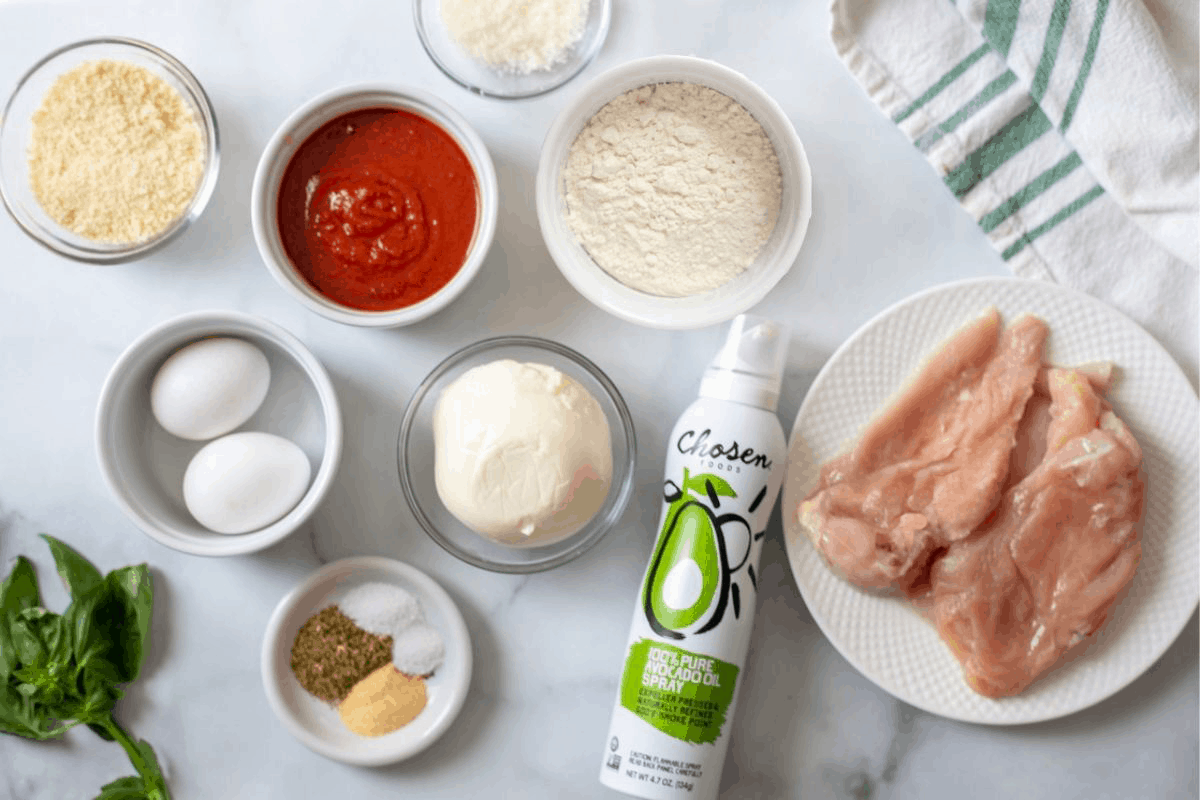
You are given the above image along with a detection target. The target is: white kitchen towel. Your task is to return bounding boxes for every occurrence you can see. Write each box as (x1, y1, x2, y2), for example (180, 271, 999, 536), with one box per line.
(831, 0, 1199, 384)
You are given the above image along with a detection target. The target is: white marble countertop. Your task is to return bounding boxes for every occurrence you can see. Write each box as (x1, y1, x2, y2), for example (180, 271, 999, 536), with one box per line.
(0, 1, 1196, 798)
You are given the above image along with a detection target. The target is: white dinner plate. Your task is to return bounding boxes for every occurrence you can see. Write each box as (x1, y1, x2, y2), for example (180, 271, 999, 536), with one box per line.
(781, 277, 1199, 725)
(261, 557, 473, 764)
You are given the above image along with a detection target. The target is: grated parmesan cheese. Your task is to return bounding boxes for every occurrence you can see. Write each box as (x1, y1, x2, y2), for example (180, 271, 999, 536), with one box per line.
(440, 0, 589, 74)
(28, 60, 204, 244)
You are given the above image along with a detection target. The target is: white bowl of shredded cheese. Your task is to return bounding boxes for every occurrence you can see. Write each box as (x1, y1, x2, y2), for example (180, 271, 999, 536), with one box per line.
(0, 37, 219, 264)
(536, 55, 813, 330)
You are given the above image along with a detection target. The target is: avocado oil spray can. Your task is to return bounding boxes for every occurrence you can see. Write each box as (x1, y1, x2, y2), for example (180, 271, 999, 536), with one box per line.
(600, 314, 789, 800)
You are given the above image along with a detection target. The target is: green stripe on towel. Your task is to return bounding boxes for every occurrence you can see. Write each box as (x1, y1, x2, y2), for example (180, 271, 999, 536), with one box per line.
(944, 102, 1053, 198)
(916, 70, 1018, 152)
(1061, 0, 1110, 131)
(983, 0, 1023, 57)
(980, 151, 1083, 232)
(1002, 184, 1105, 259)
(893, 44, 991, 123)
(1030, 0, 1071, 102)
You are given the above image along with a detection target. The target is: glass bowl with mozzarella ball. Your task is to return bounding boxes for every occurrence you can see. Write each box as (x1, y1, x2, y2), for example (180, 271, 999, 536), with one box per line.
(398, 336, 637, 573)
(95, 310, 343, 556)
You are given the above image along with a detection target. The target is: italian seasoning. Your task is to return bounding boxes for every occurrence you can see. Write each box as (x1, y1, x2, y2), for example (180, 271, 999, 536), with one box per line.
(289, 606, 393, 703)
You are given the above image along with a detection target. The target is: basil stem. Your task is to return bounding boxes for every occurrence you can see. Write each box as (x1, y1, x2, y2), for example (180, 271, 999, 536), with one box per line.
(94, 715, 172, 800)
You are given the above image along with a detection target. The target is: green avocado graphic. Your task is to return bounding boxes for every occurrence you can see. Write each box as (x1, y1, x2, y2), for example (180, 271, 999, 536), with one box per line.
(649, 501, 722, 632)
(643, 468, 736, 639)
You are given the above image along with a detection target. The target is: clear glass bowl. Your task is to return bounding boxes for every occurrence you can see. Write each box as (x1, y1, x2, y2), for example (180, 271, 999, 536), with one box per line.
(398, 336, 637, 573)
(413, 0, 611, 100)
(0, 37, 220, 264)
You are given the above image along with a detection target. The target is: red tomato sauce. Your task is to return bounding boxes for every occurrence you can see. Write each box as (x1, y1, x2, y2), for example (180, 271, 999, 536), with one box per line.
(277, 107, 478, 312)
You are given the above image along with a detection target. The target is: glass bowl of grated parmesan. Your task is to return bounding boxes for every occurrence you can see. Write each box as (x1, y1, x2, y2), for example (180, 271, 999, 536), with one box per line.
(0, 37, 219, 264)
(413, 0, 611, 99)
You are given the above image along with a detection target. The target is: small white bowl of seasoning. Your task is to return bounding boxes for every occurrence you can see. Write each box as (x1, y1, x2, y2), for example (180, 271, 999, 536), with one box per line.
(260, 557, 472, 766)
(536, 55, 813, 330)
(95, 310, 343, 556)
(0, 37, 219, 264)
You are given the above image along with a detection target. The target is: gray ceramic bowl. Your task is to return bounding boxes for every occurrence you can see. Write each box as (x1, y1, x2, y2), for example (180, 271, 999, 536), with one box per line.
(95, 310, 343, 556)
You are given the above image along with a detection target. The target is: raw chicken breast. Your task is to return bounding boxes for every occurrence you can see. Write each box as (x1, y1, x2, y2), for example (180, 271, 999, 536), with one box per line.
(929, 369, 1144, 698)
(1007, 363, 1115, 485)
(798, 308, 1048, 595)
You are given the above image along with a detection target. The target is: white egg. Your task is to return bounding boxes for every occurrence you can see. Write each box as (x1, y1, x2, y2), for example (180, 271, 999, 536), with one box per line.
(151, 337, 271, 440)
(183, 432, 312, 534)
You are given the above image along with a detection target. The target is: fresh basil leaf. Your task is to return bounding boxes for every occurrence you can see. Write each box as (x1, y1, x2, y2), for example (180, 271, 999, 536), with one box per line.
(9, 619, 45, 666)
(98, 567, 153, 683)
(0, 612, 17, 681)
(79, 587, 136, 685)
(67, 585, 104, 665)
(82, 681, 120, 719)
(0, 556, 40, 614)
(50, 617, 73, 665)
(95, 775, 148, 800)
(0, 684, 46, 739)
(129, 738, 170, 800)
(0, 708, 39, 738)
(40, 535, 103, 600)
(32, 613, 68, 661)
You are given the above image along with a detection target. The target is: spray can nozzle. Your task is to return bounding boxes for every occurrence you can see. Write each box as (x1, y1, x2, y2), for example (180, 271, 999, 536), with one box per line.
(698, 314, 790, 411)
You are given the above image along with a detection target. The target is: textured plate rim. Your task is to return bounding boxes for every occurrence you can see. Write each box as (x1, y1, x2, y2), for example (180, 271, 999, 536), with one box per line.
(781, 276, 1199, 725)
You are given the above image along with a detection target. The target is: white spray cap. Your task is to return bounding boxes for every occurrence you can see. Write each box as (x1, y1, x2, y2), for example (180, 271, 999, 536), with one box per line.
(698, 314, 790, 411)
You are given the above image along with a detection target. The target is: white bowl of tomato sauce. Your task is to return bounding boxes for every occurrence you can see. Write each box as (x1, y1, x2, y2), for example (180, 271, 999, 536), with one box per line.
(251, 84, 498, 328)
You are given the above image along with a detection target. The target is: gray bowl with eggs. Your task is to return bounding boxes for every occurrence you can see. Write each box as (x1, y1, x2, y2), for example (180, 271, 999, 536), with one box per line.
(95, 310, 343, 556)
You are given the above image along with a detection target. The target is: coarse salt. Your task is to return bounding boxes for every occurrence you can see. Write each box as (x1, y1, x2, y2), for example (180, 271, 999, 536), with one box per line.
(338, 582, 422, 638)
(392, 623, 446, 677)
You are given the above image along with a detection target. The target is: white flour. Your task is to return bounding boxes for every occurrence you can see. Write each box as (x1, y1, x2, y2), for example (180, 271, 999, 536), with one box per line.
(563, 82, 782, 297)
(441, 0, 589, 74)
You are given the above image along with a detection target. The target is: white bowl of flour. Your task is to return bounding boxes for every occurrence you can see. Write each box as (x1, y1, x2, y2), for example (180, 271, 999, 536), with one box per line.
(537, 55, 812, 330)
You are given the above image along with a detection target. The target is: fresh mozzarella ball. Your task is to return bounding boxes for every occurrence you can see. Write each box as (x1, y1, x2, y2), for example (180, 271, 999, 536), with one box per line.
(151, 337, 271, 440)
(432, 360, 613, 547)
(183, 432, 311, 534)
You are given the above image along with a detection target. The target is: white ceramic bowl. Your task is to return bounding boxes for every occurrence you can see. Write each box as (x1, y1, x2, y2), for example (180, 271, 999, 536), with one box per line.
(413, 0, 611, 99)
(251, 84, 498, 328)
(0, 37, 219, 264)
(95, 310, 343, 556)
(261, 557, 472, 766)
(536, 55, 813, 330)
